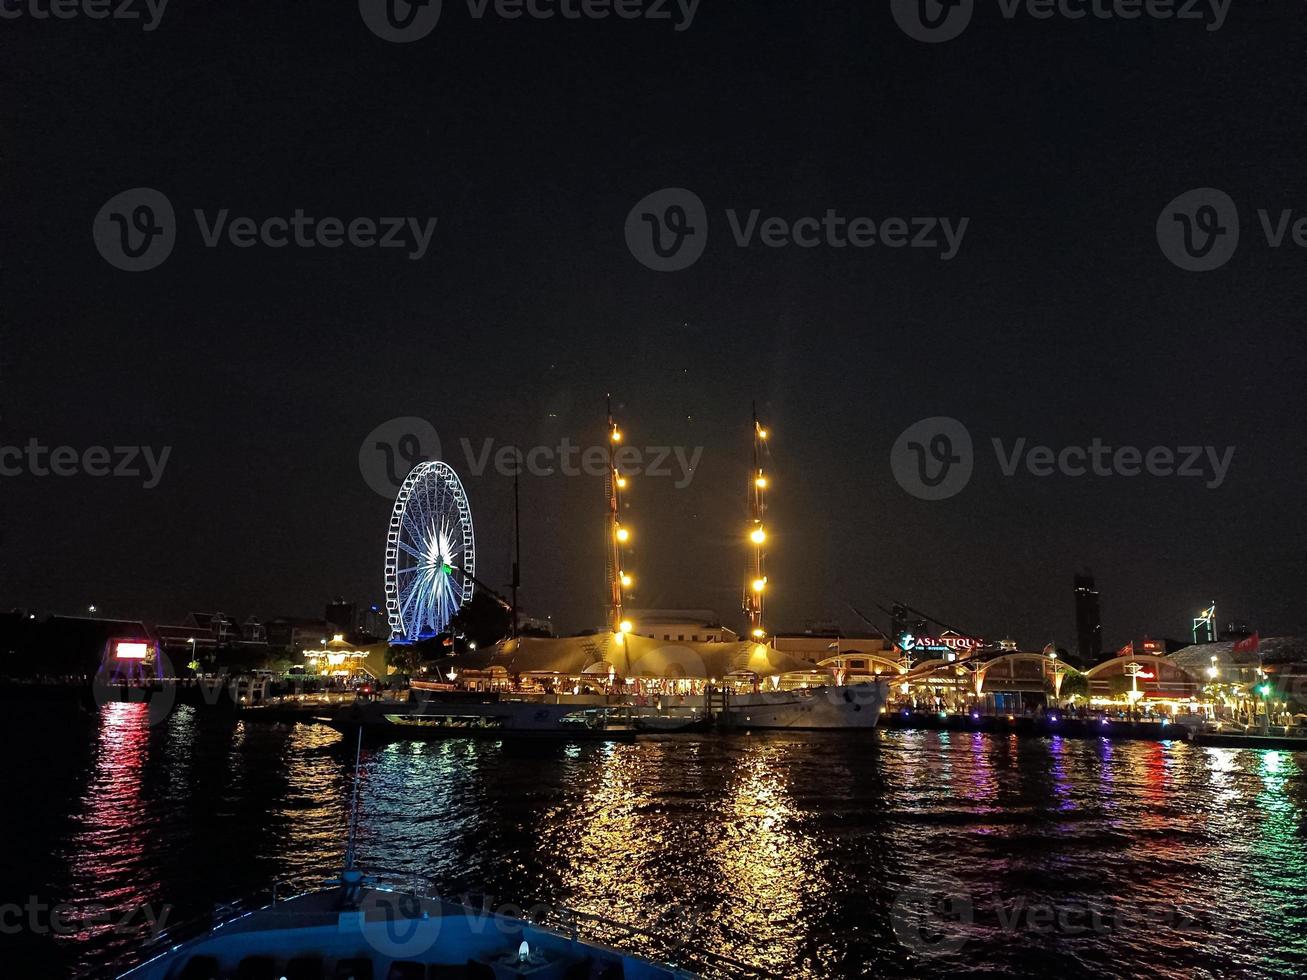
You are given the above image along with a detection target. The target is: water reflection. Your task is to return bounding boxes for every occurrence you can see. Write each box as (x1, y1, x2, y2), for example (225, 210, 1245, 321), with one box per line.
(59, 703, 152, 943)
(24, 705, 1307, 979)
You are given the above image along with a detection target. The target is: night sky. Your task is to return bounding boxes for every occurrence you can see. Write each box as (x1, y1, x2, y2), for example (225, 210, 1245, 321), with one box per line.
(3, 1, 1305, 647)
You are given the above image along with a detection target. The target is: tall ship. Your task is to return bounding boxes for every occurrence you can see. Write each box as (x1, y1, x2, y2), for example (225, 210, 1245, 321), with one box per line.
(359, 398, 888, 739)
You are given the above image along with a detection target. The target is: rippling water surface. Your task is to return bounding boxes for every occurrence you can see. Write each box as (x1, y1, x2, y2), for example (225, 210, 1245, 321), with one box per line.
(7, 700, 1307, 978)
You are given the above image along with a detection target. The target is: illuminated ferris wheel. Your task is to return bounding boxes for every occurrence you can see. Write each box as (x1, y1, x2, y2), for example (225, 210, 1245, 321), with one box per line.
(384, 461, 476, 643)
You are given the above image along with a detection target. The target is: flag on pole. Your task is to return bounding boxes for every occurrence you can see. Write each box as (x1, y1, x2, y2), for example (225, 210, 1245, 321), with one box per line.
(1116, 641, 1134, 657)
(1232, 632, 1260, 654)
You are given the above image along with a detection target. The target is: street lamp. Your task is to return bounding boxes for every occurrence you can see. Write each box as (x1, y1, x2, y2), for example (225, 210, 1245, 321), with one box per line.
(88, 604, 97, 618)
(1124, 662, 1145, 706)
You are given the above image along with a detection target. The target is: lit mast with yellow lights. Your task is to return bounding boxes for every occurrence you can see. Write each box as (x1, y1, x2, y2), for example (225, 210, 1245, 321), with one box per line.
(606, 395, 634, 638)
(744, 404, 769, 640)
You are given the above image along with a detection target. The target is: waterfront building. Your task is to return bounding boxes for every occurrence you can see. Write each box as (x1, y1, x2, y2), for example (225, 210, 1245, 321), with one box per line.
(1114, 636, 1186, 657)
(0, 613, 155, 678)
(1168, 635, 1307, 715)
(445, 632, 843, 695)
(1074, 572, 1103, 663)
(903, 649, 1064, 714)
(265, 617, 335, 653)
(1084, 654, 1201, 705)
(625, 608, 737, 644)
(771, 629, 898, 667)
(155, 611, 269, 666)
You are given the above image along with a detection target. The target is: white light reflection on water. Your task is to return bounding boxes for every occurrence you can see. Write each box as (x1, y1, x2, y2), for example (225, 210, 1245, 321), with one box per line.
(24, 707, 1307, 980)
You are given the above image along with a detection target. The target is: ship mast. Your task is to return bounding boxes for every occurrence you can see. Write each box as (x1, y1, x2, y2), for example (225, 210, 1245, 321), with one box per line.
(744, 403, 769, 640)
(605, 395, 633, 637)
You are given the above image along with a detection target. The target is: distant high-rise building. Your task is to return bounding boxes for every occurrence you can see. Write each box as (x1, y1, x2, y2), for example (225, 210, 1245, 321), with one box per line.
(359, 604, 388, 640)
(891, 604, 909, 643)
(1074, 573, 1102, 663)
(325, 598, 357, 634)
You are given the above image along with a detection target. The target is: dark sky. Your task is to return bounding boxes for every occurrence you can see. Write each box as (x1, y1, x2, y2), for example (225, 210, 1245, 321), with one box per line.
(3, 1, 1305, 648)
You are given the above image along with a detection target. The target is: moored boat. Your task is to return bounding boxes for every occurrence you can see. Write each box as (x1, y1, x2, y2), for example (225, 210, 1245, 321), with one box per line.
(325, 684, 639, 742)
(714, 682, 889, 730)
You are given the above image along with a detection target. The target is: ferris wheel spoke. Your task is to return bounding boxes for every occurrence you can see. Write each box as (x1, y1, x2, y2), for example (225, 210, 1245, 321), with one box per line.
(395, 539, 428, 562)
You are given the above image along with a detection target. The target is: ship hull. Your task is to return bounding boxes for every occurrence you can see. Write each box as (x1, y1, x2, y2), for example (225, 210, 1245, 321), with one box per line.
(718, 683, 888, 730)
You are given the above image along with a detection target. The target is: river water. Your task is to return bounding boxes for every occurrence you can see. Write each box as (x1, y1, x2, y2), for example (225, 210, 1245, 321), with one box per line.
(6, 700, 1306, 978)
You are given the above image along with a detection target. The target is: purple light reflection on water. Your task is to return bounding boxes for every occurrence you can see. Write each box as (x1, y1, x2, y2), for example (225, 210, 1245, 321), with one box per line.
(10, 700, 1307, 979)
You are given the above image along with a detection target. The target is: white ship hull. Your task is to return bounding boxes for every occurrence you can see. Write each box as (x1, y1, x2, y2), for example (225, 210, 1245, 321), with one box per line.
(720, 683, 888, 730)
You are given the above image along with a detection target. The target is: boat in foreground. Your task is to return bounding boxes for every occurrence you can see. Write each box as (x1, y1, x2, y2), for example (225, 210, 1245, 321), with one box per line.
(117, 733, 767, 980)
(117, 869, 719, 980)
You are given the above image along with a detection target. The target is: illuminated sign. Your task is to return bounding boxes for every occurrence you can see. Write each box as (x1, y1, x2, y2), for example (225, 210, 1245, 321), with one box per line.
(1134, 670, 1155, 680)
(114, 641, 150, 660)
(899, 632, 986, 654)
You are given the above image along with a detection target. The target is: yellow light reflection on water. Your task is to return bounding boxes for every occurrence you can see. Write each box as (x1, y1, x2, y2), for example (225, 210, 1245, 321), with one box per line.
(702, 742, 814, 972)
